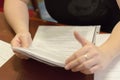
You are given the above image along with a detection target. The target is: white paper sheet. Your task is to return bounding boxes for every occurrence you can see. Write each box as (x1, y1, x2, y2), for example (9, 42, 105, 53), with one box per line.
(0, 40, 14, 67)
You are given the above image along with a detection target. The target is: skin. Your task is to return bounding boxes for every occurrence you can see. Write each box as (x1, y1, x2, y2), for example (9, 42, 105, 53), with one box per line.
(4, 0, 120, 74)
(4, 0, 31, 59)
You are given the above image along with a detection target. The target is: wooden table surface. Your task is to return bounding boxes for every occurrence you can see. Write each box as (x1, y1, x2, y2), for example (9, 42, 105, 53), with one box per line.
(0, 12, 93, 80)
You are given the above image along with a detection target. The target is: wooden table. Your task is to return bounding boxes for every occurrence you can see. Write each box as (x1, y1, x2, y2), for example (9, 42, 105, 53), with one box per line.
(0, 13, 93, 80)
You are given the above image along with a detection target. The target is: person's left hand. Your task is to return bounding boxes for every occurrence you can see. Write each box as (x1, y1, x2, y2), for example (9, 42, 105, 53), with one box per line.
(11, 32, 32, 59)
(65, 31, 112, 74)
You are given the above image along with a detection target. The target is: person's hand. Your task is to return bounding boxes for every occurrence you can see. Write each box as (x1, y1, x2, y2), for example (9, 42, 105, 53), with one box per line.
(65, 31, 112, 74)
(11, 32, 32, 59)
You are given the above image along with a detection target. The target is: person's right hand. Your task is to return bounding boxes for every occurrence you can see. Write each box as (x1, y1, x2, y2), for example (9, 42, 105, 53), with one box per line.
(65, 31, 113, 74)
(11, 32, 32, 59)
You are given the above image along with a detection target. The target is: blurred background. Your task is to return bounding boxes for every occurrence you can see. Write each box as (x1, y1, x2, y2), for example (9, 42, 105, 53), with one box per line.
(29, 0, 57, 22)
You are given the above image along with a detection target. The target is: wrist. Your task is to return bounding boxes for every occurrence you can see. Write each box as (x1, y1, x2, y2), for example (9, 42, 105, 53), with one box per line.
(15, 29, 29, 34)
(99, 44, 117, 61)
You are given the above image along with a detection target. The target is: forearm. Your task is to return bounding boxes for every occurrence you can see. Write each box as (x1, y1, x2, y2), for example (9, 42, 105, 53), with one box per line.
(4, 0, 30, 33)
(100, 21, 120, 59)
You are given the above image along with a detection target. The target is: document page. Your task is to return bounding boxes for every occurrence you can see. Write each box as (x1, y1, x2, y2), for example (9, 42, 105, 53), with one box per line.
(95, 34, 110, 46)
(0, 40, 14, 67)
(13, 26, 98, 67)
(94, 34, 120, 80)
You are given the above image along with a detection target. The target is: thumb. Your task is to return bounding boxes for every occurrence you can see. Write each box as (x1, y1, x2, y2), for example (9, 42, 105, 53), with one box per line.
(74, 31, 89, 46)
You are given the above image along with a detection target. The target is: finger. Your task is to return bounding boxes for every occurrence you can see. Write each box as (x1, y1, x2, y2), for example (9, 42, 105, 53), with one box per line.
(90, 65, 101, 73)
(11, 37, 29, 59)
(71, 56, 99, 72)
(72, 64, 96, 74)
(65, 45, 90, 65)
(65, 51, 98, 70)
(65, 55, 86, 70)
(72, 65, 93, 74)
(74, 31, 89, 46)
(80, 69, 94, 74)
(65, 31, 89, 64)
(11, 38, 21, 47)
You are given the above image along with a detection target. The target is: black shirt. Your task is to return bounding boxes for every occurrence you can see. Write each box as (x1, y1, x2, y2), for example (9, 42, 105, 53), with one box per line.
(44, 0, 120, 32)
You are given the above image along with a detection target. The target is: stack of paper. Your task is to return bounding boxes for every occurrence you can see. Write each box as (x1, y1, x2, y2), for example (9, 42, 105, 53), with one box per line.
(13, 25, 99, 67)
